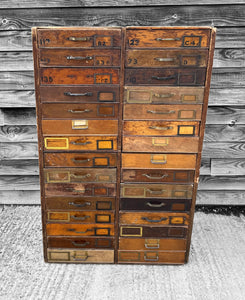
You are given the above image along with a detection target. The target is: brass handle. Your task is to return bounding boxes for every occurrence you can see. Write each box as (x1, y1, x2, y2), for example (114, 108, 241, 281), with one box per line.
(146, 201, 166, 208)
(144, 254, 159, 261)
(145, 243, 160, 249)
(68, 109, 91, 114)
(146, 189, 166, 195)
(143, 173, 168, 179)
(142, 217, 167, 223)
(153, 93, 174, 98)
(145, 240, 160, 249)
(70, 173, 91, 179)
(69, 201, 91, 207)
(64, 92, 93, 97)
(71, 215, 90, 221)
(152, 75, 176, 80)
(147, 110, 175, 115)
(148, 126, 173, 130)
(71, 158, 90, 163)
(150, 155, 167, 164)
(67, 188, 86, 194)
(67, 228, 93, 234)
(72, 241, 90, 247)
(154, 57, 175, 62)
(70, 140, 92, 145)
(67, 36, 91, 41)
(66, 56, 93, 60)
(155, 37, 180, 41)
(72, 254, 89, 261)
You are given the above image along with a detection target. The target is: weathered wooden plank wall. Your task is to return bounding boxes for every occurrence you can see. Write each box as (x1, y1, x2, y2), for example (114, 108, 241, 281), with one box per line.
(0, 1, 244, 205)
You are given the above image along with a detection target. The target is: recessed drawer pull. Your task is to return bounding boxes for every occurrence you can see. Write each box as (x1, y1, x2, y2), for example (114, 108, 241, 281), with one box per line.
(68, 109, 91, 114)
(67, 36, 91, 41)
(148, 126, 173, 131)
(66, 56, 93, 60)
(71, 158, 91, 163)
(70, 173, 91, 179)
(146, 201, 166, 208)
(147, 109, 175, 115)
(142, 217, 167, 223)
(143, 173, 168, 179)
(152, 75, 176, 80)
(146, 189, 166, 195)
(69, 201, 91, 207)
(144, 254, 159, 262)
(155, 37, 180, 41)
(71, 215, 90, 221)
(153, 93, 174, 98)
(154, 57, 175, 62)
(72, 241, 90, 247)
(67, 228, 93, 234)
(64, 92, 93, 97)
(70, 140, 92, 145)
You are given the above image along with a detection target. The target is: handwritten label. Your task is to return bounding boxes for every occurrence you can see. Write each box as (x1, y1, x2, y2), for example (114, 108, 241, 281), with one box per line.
(95, 74, 112, 84)
(95, 36, 112, 47)
(183, 36, 201, 47)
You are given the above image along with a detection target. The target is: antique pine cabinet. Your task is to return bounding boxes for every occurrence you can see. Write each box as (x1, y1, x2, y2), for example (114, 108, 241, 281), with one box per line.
(32, 26, 216, 264)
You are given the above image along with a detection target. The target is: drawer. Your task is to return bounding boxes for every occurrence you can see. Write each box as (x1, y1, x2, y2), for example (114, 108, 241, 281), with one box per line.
(47, 249, 114, 263)
(123, 121, 199, 136)
(38, 28, 122, 48)
(126, 28, 210, 48)
(47, 211, 114, 224)
(119, 212, 189, 226)
(39, 49, 121, 67)
(42, 103, 119, 119)
(45, 183, 116, 197)
(126, 49, 208, 68)
(44, 168, 116, 183)
(119, 238, 187, 251)
(122, 136, 199, 153)
(123, 104, 202, 121)
(47, 237, 115, 249)
(121, 169, 195, 183)
(122, 153, 196, 169)
(44, 136, 118, 151)
(120, 184, 193, 199)
(44, 153, 117, 168)
(40, 68, 120, 85)
(46, 223, 114, 236)
(40, 86, 120, 103)
(45, 196, 115, 211)
(118, 250, 185, 264)
(120, 198, 191, 212)
(124, 86, 204, 104)
(120, 225, 187, 238)
(42, 120, 118, 135)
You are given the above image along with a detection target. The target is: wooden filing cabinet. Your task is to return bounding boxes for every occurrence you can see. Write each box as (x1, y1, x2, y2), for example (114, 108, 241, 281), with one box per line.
(32, 26, 216, 264)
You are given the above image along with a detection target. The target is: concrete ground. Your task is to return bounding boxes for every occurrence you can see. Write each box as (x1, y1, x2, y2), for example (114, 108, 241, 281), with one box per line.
(0, 206, 244, 300)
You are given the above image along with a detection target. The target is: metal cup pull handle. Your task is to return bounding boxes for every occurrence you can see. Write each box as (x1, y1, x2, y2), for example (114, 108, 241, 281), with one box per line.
(64, 92, 93, 97)
(71, 215, 90, 221)
(155, 37, 180, 41)
(154, 57, 175, 62)
(72, 241, 90, 247)
(146, 189, 166, 195)
(71, 158, 90, 163)
(145, 240, 160, 249)
(70, 140, 92, 145)
(146, 201, 166, 208)
(152, 75, 176, 80)
(67, 228, 94, 234)
(70, 173, 91, 179)
(150, 155, 167, 164)
(148, 126, 173, 131)
(68, 36, 91, 41)
(143, 173, 168, 180)
(147, 109, 175, 115)
(68, 109, 91, 114)
(153, 93, 175, 98)
(72, 254, 89, 261)
(69, 201, 91, 207)
(141, 216, 168, 223)
(66, 56, 93, 60)
(144, 253, 159, 262)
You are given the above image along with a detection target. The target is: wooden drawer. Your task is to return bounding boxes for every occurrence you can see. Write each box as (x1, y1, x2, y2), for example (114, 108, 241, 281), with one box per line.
(42, 120, 118, 135)
(44, 168, 116, 183)
(47, 249, 114, 263)
(121, 169, 195, 183)
(125, 68, 206, 86)
(126, 49, 208, 68)
(40, 68, 120, 85)
(119, 238, 187, 251)
(45, 196, 115, 211)
(126, 28, 210, 48)
(119, 212, 189, 226)
(39, 49, 121, 67)
(122, 136, 199, 153)
(120, 225, 187, 238)
(122, 153, 196, 169)
(120, 184, 193, 199)
(44, 153, 117, 168)
(40, 86, 120, 103)
(47, 211, 114, 224)
(38, 28, 122, 48)
(47, 223, 114, 236)
(47, 237, 115, 249)
(42, 103, 119, 119)
(120, 198, 191, 212)
(45, 183, 116, 197)
(123, 121, 199, 136)
(44, 136, 118, 151)
(123, 104, 202, 120)
(118, 250, 185, 264)
(124, 86, 204, 104)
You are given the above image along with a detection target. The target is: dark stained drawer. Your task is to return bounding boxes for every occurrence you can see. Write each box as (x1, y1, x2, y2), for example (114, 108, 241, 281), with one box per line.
(47, 237, 115, 249)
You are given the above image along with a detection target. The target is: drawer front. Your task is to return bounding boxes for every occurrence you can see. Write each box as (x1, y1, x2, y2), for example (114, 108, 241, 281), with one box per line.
(121, 169, 195, 183)
(46, 196, 115, 211)
(120, 184, 193, 199)
(123, 121, 199, 136)
(44, 136, 118, 151)
(44, 168, 116, 183)
(122, 153, 196, 169)
(40, 68, 120, 85)
(40, 86, 120, 103)
(47, 237, 115, 249)
(119, 238, 187, 251)
(47, 249, 114, 263)
(122, 136, 199, 153)
(126, 49, 208, 68)
(42, 120, 118, 135)
(39, 49, 121, 67)
(120, 225, 188, 238)
(124, 86, 204, 104)
(44, 153, 117, 168)
(126, 28, 210, 48)
(123, 104, 202, 121)
(125, 68, 206, 86)
(45, 183, 116, 197)
(120, 198, 191, 212)
(46, 223, 114, 236)
(118, 250, 185, 264)
(38, 28, 122, 48)
(47, 211, 114, 224)
(42, 103, 119, 119)
(119, 212, 189, 226)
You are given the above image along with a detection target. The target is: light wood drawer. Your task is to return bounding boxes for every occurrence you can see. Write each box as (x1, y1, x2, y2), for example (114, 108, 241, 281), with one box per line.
(47, 237, 115, 249)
